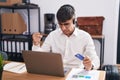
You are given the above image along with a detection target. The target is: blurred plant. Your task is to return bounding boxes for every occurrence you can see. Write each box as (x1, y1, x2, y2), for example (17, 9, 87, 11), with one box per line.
(0, 53, 3, 70)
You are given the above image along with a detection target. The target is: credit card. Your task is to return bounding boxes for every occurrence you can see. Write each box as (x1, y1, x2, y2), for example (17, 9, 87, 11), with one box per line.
(75, 53, 84, 60)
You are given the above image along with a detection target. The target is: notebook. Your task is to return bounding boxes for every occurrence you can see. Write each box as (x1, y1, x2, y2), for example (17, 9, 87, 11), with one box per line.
(22, 50, 70, 77)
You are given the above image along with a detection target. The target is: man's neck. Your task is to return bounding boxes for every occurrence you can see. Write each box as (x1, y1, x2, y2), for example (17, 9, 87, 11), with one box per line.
(66, 27, 75, 37)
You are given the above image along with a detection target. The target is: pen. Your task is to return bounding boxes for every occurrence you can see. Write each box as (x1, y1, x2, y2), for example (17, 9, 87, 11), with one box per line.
(18, 65, 25, 71)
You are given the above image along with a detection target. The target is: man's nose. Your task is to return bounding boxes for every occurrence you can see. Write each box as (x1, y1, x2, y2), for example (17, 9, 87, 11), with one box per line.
(61, 25, 67, 30)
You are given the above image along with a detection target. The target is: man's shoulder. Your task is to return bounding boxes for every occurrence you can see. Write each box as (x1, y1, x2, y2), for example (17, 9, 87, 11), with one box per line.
(76, 27, 91, 36)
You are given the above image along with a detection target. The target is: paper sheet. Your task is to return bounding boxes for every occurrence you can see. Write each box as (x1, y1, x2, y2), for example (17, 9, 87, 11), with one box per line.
(66, 68, 100, 80)
(4, 62, 27, 73)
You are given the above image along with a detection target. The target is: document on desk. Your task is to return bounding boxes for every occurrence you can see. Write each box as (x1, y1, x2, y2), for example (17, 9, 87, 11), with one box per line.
(4, 62, 27, 73)
(66, 68, 100, 80)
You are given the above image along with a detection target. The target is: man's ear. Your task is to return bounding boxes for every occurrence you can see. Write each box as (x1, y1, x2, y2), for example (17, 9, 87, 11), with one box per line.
(73, 19, 75, 24)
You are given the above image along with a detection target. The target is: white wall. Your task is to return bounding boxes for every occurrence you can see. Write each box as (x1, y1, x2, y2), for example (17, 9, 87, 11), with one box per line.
(30, 0, 119, 65)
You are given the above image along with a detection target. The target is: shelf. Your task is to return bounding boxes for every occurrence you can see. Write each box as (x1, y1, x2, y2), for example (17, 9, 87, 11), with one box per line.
(92, 35, 104, 39)
(0, 4, 40, 62)
(0, 4, 39, 9)
(1, 35, 31, 41)
(0, 4, 41, 33)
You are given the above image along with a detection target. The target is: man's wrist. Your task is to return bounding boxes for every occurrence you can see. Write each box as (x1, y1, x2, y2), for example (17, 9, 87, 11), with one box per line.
(84, 64, 94, 70)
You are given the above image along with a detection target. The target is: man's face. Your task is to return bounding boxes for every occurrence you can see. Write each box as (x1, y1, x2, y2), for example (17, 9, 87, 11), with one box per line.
(58, 18, 75, 36)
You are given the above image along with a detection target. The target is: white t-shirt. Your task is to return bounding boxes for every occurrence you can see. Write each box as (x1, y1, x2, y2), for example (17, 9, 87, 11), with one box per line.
(32, 28, 100, 69)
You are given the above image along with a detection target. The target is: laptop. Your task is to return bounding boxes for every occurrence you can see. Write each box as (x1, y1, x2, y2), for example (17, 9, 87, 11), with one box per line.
(22, 50, 70, 77)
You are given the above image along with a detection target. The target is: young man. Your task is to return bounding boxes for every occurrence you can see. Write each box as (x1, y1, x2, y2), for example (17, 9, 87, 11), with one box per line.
(32, 4, 100, 70)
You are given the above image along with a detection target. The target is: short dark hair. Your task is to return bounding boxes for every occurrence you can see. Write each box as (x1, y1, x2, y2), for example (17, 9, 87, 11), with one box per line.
(56, 4, 75, 23)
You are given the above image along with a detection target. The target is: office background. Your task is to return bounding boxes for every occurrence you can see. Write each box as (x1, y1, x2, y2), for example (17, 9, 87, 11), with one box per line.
(29, 0, 119, 65)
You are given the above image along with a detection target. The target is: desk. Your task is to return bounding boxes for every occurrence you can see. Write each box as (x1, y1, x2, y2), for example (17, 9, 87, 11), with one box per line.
(2, 70, 105, 80)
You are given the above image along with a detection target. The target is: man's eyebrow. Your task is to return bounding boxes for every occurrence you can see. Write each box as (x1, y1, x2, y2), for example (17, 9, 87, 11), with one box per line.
(63, 23, 69, 25)
(59, 22, 70, 25)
